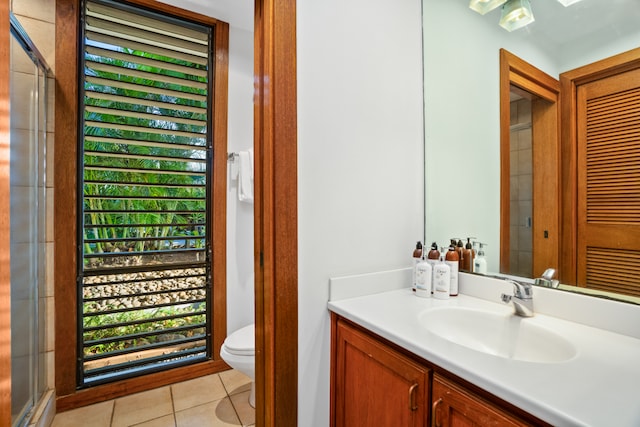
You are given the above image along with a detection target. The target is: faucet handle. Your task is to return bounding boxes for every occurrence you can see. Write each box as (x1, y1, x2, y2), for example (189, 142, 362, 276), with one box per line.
(505, 279, 532, 299)
(535, 268, 560, 288)
(541, 268, 556, 280)
(502, 279, 534, 317)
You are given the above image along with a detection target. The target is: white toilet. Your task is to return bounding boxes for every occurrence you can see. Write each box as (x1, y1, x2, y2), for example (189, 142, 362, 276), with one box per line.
(220, 323, 255, 408)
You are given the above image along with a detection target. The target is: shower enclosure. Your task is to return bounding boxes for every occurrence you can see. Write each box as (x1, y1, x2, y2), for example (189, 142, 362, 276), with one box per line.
(9, 13, 51, 427)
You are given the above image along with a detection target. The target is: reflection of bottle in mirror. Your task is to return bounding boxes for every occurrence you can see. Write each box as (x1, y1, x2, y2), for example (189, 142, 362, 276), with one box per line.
(412, 241, 423, 292)
(461, 237, 476, 272)
(474, 242, 488, 275)
(433, 253, 450, 300)
(455, 239, 464, 268)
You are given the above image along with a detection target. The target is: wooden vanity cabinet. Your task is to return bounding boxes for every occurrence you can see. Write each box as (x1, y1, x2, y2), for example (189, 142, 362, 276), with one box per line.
(432, 374, 532, 427)
(332, 317, 430, 427)
(331, 315, 547, 427)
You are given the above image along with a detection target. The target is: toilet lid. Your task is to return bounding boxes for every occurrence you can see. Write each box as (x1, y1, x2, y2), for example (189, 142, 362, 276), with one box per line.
(224, 324, 255, 356)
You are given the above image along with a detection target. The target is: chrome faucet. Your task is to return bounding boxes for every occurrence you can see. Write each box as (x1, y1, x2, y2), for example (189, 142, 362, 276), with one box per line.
(501, 279, 534, 317)
(534, 268, 560, 288)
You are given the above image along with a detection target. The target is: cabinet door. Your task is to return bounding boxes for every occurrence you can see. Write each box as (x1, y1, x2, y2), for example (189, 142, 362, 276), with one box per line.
(333, 319, 429, 427)
(431, 374, 530, 427)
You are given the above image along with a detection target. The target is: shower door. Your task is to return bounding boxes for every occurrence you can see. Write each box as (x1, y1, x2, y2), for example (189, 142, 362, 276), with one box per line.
(9, 15, 49, 427)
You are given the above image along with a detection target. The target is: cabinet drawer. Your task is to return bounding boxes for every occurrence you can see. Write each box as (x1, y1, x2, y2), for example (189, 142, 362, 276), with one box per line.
(432, 374, 533, 427)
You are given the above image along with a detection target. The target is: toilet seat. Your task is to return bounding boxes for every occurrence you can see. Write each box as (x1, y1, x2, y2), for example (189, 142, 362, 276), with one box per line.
(224, 324, 255, 356)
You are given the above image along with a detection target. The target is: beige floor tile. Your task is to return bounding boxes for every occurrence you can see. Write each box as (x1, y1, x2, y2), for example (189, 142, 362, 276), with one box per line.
(229, 391, 255, 427)
(175, 398, 241, 427)
(219, 370, 252, 396)
(171, 374, 228, 412)
(131, 414, 176, 427)
(111, 386, 173, 427)
(50, 401, 113, 427)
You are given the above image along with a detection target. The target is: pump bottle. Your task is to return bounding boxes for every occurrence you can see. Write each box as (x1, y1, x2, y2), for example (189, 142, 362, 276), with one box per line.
(412, 241, 423, 291)
(426, 242, 440, 288)
(433, 253, 450, 300)
(474, 242, 488, 275)
(415, 257, 432, 298)
(455, 239, 464, 269)
(445, 243, 459, 296)
(461, 237, 476, 272)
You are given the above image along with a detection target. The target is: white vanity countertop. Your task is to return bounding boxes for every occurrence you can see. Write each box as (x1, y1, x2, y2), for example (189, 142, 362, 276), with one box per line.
(328, 288, 640, 427)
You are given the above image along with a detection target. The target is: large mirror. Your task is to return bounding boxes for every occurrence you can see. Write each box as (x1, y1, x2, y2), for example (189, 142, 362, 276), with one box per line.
(422, 0, 640, 303)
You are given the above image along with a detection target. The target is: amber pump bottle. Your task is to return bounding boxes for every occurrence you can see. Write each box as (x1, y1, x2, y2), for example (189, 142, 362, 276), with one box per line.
(461, 237, 476, 272)
(445, 242, 459, 296)
(427, 242, 440, 262)
(455, 239, 464, 269)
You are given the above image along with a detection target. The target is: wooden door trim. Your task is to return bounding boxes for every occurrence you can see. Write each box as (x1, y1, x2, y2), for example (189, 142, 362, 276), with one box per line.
(54, 0, 80, 397)
(559, 47, 640, 285)
(1, 0, 11, 424)
(254, 0, 298, 425)
(499, 49, 560, 275)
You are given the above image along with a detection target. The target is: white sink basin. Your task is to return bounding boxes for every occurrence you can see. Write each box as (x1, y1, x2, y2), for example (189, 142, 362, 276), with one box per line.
(419, 306, 577, 363)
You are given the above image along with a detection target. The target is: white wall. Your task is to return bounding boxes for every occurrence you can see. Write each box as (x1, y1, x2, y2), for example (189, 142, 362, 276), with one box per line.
(297, 0, 425, 424)
(226, 26, 255, 334)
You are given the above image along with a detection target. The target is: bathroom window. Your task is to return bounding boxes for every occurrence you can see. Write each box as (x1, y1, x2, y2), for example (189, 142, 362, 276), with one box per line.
(76, 0, 227, 387)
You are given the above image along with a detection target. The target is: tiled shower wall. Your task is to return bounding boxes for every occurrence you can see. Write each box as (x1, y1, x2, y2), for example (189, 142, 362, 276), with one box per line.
(11, 0, 56, 425)
(509, 98, 533, 278)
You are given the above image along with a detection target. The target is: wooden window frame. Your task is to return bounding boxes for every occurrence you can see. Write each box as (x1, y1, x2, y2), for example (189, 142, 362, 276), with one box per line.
(55, 0, 229, 410)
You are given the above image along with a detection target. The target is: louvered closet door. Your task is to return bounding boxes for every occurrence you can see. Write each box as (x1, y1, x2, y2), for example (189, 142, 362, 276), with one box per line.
(577, 67, 640, 297)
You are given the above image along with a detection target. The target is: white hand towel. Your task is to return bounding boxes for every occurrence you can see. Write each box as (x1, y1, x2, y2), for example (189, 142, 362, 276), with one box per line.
(238, 149, 254, 202)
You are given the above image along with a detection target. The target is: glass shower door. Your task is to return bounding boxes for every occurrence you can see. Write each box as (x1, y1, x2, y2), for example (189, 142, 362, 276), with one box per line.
(9, 19, 48, 427)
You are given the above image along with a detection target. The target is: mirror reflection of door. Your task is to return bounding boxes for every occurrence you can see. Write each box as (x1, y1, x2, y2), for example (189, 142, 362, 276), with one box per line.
(509, 88, 534, 277)
(500, 50, 560, 279)
(576, 67, 640, 297)
(508, 88, 559, 278)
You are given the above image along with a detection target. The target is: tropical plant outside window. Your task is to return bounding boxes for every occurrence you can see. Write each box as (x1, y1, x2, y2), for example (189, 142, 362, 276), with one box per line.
(78, 0, 215, 386)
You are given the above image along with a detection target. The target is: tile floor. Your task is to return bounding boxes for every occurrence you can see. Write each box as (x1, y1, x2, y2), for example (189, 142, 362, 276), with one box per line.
(51, 370, 255, 427)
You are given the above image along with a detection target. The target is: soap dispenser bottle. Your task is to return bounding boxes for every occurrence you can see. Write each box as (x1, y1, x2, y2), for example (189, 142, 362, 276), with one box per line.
(461, 237, 476, 272)
(426, 242, 440, 288)
(474, 242, 488, 275)
(427, 242, 440, 263)
(445, 242, 459, 296)
(455, 239, 464, 269)
(415, 256, 432, 298)
(412, 241, 423, 292)
(433, 252, 450, 300)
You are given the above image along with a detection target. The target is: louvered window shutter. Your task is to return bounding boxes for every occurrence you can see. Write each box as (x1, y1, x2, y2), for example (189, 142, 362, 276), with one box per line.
(79, 0, 214, 386)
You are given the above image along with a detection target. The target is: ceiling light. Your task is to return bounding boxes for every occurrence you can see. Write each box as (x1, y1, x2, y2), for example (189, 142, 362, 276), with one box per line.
(469, 0, 508, 15)
(499, 0, 535, 32)
(557, 0, 584, 6)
